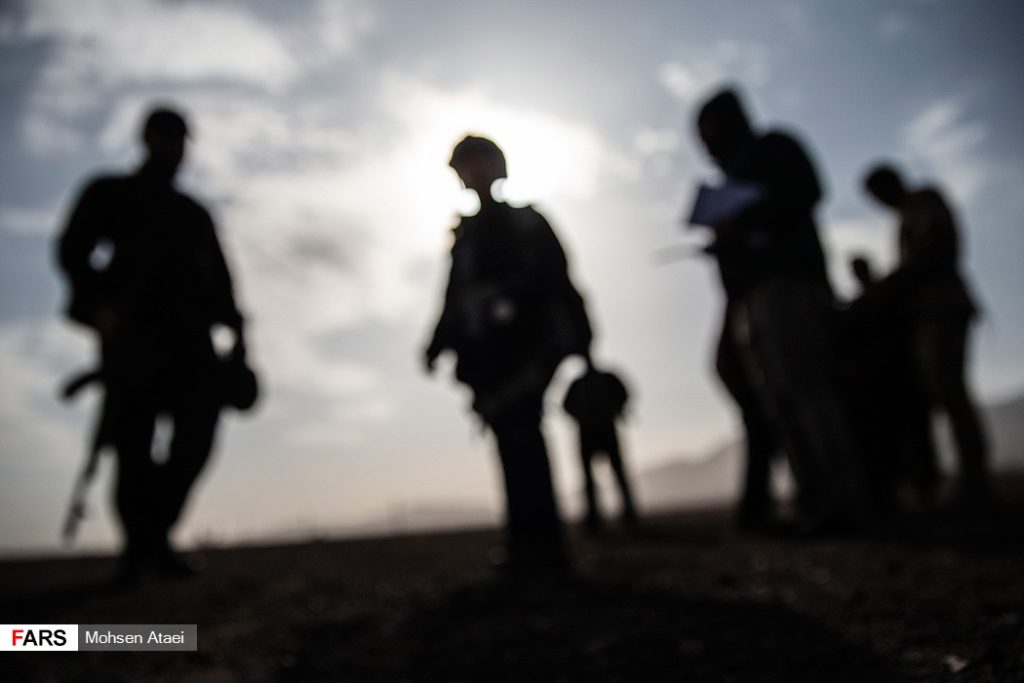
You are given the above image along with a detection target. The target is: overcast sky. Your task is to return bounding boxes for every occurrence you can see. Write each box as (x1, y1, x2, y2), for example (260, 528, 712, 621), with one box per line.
(1, 0, 1022, 554)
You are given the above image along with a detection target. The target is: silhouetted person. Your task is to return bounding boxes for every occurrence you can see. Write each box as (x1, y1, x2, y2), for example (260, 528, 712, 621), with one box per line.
(863, 164, 991, 509)
(562, 359, 637, 531)
(424, 136, 591, 574)
(711, 290, 783, 530)
(57, 106, 248, 582)
(696, 88, 870, 532)
(843, 254, 939, 512)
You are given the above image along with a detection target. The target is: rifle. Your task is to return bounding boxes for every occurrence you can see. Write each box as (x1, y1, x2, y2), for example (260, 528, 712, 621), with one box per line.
(59, 367, 110, 544)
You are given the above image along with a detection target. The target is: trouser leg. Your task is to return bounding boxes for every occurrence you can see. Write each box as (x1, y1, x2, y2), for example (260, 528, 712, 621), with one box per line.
(579, 441, 600, 526)
(716, 302, 777, 519)
(492, 401, 564, 561)
(109, 393, 160, 563)
(157, 399, 221, 548)
(916, 319, 991, 503)
(604, 433, 637, 521)
(746, 281, 871, 527)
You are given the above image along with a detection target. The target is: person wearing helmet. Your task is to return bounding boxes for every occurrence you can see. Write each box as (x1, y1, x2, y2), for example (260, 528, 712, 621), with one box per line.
(424, 135, 591, 574)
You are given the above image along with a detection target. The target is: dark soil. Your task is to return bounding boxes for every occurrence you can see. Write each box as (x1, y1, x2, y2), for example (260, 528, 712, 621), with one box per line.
(2, 479, 1023, 682)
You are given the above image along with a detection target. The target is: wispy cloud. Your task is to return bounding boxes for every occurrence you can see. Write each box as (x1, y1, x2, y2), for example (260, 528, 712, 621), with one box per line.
(902, 98, 990, 207)
(658, 40, 772, 105)
(876, 12, 915, 42)
(0, 320, 92, 468)
(16, 0, 371, 90)
(0, 205, 58, 235)
(10, 0, 374, 159)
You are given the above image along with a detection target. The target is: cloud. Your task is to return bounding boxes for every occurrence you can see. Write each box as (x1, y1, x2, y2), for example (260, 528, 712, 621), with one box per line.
(902, 98, 990, 207)
(375, 71, 634, 206)
(777, 2, 813, 44)
(658, 41, 772, 104)
(631, 127, 680, 180)
(13, 0, 374, 159)
(0, 320, 92, 468)
(876, 12, 914, 41)
(17, 0, 372, 91)
(0, 205, 58, 235)
(633, 128, 680, 157)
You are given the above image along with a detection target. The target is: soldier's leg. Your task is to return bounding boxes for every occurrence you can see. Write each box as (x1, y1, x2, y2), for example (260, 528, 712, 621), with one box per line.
(916, 319, 991, 504)
(158, 398, 221, 543)
(109, 392, 160, 568)
(579, 436, 601, 528)
(491, 398, 565, 565)
(715, 303, 777, 522)
(747, 281, 871, 528)
(604, 431, 637, 522)
(901, 391, 941, 507)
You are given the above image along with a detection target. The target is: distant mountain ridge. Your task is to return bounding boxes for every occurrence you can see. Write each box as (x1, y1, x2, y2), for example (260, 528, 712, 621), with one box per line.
(633, 393, 1024, 512)
(987, 394, 1024, 470)
(331, 394, 1024, 536)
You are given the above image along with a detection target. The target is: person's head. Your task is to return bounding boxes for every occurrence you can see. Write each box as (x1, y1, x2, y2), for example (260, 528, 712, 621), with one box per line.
(141, 106, 189, 180)
(449, 135, 507, 200)
(864, 163, 906, 208)
(696, 88, 753, 168)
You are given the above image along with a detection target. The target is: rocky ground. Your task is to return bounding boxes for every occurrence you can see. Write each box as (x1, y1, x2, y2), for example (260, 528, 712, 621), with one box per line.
(2, 479, 1023, 682)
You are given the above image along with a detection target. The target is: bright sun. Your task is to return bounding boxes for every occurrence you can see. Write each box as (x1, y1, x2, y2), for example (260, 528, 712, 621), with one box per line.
(387, 83, 610, 251)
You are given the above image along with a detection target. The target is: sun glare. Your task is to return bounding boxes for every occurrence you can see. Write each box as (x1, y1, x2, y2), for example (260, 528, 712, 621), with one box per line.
(391, 83, 608, 252)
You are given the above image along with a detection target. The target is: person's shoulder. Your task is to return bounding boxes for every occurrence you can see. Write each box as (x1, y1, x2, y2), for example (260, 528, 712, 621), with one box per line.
(515, 203, 548, 221)
(78, 172, 133, 197)
(173, 188, 214, 222)
(759, 129, 808, 155)
(911, 185, 947, 204)
(509, 203, 554, 234)
(908, 186, 951, 211)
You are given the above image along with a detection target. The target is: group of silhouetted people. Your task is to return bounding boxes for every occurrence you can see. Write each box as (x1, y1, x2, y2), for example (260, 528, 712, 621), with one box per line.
(56, 84, 994, 583)
(694, 89, 992, 536)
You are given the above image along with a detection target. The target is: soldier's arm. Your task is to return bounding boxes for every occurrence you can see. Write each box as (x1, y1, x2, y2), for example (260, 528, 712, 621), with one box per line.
(56, 180, 111, 330)
(511, 209, 572, 297)
(734, 133, 822, 237)
(198, 209, 245, 340)
(425, 262, 458, 372)
(425, 232, 465, 372)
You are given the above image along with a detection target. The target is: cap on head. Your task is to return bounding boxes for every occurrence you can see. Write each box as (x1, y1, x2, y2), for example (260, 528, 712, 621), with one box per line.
(696, 87, 753, 165)
(697, 88, 749, 131)
(864, 163, 906, 207)
(142, 106, 189, 142)
(449, 135, 507, 179)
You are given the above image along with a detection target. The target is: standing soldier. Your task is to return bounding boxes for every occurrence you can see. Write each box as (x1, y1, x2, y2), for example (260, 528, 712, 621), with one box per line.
(695, 88, 870, 532)
(424, 135, 591, 574)
(57, 106, 251, 582)
(863, 163, 992, 510)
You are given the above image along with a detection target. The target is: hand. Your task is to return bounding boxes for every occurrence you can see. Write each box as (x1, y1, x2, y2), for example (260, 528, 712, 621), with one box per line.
(423, 347, 438, 375)
(92, 306, 120, 341)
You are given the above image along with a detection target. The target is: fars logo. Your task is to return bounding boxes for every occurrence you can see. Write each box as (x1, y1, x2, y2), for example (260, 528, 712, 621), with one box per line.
(0, 625, 79, 651)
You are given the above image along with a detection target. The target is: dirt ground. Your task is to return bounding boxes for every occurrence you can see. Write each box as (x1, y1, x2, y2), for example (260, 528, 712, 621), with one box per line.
(2, 479, 1023, 682)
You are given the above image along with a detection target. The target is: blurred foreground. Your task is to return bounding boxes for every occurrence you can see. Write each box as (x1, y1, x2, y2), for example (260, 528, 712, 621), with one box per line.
(2, 476, 1023, 682)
